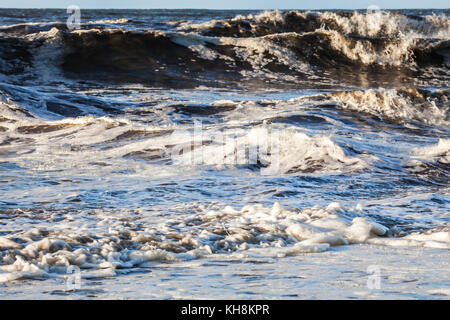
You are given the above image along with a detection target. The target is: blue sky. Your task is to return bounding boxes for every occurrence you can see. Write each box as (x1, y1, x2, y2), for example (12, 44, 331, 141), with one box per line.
(0, 0, 448, 9)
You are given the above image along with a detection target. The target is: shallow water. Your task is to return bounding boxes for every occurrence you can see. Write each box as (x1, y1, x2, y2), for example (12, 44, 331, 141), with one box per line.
(0, 8, 449, 299)
(1, 245, 449, 299)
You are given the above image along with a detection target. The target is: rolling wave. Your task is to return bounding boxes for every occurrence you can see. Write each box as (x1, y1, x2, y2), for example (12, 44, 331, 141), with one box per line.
(0, 10, 448, 88)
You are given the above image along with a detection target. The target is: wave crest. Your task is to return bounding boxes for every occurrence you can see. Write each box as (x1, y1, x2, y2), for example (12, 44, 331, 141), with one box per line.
(330, 88, 449, 125)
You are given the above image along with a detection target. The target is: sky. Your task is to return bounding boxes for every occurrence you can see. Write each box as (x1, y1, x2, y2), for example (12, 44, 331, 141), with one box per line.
(0, 0, 448, 9)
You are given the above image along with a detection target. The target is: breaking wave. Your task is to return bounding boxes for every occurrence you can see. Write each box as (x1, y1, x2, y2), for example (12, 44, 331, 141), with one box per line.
(0, 10, 448, 88)
(178, 10, 450, 39)
(329, 88, 450, 125)
(408, 139, 450, 183)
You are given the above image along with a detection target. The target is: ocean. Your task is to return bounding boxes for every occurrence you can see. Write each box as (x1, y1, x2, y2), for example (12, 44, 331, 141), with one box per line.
(0, 8, 449, 299)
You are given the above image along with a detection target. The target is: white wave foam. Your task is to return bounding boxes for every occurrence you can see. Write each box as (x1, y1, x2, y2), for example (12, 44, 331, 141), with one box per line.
(25, 27, 65, 81)
(178, 10, 450, 40)
(1, 202, 448, 282)
(411, 139, 450, 164)
(321, 29, 416, 66)
(87, 18, 130, 25)
(174, 127, 367, 174)
(317, 11, 450, 39)
(233, 9, 285, 25)
(219, 34, 311, 74)
(170, 31, 311, 74)
(331, 88, 449, 125)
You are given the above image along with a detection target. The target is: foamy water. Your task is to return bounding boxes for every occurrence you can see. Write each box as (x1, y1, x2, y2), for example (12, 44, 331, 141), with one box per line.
(0, 8, 449, 299)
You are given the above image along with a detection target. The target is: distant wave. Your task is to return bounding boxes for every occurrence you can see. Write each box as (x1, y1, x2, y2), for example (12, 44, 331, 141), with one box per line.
(0, 10, 448, 88)
(177, 10, 450, 39)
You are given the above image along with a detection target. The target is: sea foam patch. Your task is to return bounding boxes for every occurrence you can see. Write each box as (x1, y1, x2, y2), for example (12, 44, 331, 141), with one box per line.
(0, 202, 448, 282)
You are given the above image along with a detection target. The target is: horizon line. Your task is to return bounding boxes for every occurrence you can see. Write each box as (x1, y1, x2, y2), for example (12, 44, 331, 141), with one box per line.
(0, 7, 448, 10)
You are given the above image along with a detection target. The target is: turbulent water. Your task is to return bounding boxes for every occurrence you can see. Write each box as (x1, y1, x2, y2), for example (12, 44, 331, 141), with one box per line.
(0, 9, 449, 299)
